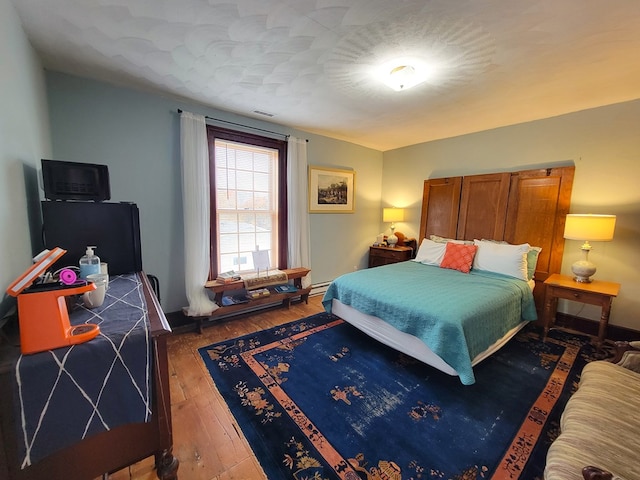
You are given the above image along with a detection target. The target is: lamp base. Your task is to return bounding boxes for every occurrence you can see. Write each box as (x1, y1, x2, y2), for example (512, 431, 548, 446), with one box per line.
(387, 233, 398, 247)
(572, 275, 593, 283)
(387, 224, 398, 247)
(571, 259, 596, 283)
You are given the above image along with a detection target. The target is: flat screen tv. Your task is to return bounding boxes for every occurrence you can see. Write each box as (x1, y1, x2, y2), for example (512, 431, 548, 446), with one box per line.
(42, 159, 111, 201)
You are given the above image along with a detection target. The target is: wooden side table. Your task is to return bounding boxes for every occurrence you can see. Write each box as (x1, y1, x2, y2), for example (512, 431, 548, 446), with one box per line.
(543, 273, 621, 346)
(368, 245, 413, 268)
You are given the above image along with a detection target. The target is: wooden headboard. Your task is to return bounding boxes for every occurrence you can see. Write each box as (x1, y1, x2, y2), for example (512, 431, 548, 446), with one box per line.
(419, 166, 575, 314)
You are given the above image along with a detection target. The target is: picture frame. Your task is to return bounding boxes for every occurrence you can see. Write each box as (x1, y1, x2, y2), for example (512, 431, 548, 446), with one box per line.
(308, 166, 355, 213)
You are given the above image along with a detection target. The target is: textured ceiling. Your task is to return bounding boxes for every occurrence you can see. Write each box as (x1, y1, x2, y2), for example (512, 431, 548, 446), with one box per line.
(11, 0, 640, 151)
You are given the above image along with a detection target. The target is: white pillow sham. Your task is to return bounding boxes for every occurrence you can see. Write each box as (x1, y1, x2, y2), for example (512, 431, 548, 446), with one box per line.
(479, 238, 542, 280)
(413, 238, 446, 266)
(472, 239, 530, 281)
(429, 234, 474, 245)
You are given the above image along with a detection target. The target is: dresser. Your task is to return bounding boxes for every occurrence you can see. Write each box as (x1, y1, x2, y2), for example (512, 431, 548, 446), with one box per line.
(0, 273, 178, 480)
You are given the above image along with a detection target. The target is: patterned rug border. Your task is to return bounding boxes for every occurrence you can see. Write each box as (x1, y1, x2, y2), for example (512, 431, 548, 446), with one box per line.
(490, 336, 579, 480)
(200, 314, 606, 480)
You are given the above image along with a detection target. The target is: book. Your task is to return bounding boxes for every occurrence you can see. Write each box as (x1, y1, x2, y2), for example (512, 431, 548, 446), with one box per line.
(274, 284, 298, 294)
(221, 294, 249, 306)
(217, 270, 241, 284)
(247, 288, 270, 299)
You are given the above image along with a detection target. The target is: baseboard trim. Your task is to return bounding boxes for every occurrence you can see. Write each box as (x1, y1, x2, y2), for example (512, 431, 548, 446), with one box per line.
(165, 295, 314, 335)
(555, 312, 640, 342)
(165, 310, 195, 334)
(165, 307, 640, 342)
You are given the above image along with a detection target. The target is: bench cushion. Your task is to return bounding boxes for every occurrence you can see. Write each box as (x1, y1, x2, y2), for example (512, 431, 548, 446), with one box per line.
(544, 361, 640, 480)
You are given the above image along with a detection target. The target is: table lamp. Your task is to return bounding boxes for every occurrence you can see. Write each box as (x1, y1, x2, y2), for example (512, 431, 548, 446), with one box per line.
(563, 214, 616, 283)
(383, 207, 405, 247)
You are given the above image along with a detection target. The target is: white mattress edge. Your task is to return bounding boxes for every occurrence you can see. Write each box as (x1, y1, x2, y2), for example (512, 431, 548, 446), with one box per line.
(331, 298, 527, 378)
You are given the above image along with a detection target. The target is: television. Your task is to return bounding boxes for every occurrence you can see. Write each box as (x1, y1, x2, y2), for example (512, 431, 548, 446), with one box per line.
(42, 159, 111, 201)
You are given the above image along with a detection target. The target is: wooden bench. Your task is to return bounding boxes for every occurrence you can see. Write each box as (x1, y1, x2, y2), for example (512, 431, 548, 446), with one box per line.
(186, 267, 311, 333)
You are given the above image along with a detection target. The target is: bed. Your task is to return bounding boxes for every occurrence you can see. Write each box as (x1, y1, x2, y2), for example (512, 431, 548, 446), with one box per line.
(323, 166, 575, 385)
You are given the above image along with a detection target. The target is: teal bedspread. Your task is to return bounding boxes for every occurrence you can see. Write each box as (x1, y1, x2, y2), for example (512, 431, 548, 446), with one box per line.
(322, 261, 537, 385)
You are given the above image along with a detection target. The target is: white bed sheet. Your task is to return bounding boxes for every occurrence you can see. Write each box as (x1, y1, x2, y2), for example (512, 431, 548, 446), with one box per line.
(331, 287, 530, 378)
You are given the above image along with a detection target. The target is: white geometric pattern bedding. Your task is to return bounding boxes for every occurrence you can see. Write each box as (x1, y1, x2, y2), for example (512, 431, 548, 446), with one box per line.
(14, 273, 150, 467)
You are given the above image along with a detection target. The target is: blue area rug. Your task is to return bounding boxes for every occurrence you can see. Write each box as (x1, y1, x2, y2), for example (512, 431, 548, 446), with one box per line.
(199, 313, 607, 480)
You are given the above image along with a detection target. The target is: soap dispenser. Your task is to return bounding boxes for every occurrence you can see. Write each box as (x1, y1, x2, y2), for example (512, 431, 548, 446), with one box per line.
(79, 246, 101, 279)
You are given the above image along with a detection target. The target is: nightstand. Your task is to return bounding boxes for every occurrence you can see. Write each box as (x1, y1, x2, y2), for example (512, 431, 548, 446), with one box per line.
(543, 273, 621, 346)
(368, 245, 413, 268)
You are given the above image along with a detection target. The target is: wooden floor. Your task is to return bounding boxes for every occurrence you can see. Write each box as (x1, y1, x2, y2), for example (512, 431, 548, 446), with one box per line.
(106, 295, 325, 480)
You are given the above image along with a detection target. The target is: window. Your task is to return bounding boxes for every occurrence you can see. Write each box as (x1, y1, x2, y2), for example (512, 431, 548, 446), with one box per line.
(207, 126, 287, 277)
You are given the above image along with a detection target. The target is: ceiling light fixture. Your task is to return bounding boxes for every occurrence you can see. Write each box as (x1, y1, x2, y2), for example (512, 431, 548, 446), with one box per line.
(389, 65, 415, 90)
(378, 58, 433, 92)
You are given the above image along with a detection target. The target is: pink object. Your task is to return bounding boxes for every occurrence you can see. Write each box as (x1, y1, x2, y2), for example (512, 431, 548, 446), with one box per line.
(59, 269, 77, 285)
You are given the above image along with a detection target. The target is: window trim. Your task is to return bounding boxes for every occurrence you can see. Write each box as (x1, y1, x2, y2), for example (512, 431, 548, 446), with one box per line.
(207, 125, 288, 279)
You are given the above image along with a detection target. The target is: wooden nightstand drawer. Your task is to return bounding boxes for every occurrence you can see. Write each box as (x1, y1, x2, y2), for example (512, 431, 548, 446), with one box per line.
(376, 249, 408, 261)
(368, 246, 413, 267)
(546, 286, 605, 306)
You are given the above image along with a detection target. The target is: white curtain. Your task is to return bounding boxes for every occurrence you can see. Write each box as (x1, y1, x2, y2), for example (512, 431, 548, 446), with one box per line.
(287, 137, 312, 288)
(180, 111, 219, 315)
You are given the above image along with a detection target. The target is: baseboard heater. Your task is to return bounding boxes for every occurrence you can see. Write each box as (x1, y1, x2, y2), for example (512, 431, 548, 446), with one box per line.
(310, 281, 332, 297)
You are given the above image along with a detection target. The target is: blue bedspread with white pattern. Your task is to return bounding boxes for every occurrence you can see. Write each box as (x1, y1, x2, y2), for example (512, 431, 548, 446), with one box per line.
(14, 273, 151, 467)
(322, 261, 537, 385)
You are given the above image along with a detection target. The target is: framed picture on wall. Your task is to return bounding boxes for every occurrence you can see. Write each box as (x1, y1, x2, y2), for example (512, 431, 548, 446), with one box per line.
(308, 166, 355, 213)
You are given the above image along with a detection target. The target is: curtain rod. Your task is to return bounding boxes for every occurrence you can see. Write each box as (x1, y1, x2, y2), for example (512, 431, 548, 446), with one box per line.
(178, 109, 299, 140)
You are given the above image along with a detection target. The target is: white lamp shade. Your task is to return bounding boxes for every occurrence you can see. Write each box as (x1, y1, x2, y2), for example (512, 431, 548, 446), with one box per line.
(383, 208, 405, 223)
(564, 214, 616, 241)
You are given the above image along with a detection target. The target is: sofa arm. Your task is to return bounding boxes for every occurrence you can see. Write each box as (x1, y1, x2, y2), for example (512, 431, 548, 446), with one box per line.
(583, 466, 613, 480)
(583, 465, 633, 480)
(609, 341, 640, 373)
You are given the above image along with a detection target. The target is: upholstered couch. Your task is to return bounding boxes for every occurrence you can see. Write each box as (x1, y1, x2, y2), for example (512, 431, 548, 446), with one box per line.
(545, 341, 640, 480)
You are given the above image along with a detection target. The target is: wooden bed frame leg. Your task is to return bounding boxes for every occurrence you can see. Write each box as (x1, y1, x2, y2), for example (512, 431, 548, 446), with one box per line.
(155, 448, 179, 480)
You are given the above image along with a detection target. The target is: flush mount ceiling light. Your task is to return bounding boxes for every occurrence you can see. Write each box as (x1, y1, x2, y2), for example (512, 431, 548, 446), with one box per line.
(379, 59, 434, 91)
(389, 65, 416, 90)
(324, 15, 495, 98)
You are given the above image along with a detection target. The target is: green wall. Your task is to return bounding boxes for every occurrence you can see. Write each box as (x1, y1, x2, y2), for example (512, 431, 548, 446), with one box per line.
(46, 72, 383, 312)
(0, 0, 51, 317)
(382, 101, 640, 330)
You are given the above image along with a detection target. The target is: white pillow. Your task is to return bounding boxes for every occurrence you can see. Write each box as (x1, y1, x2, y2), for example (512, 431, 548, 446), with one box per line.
(472, 240, 530, 280)
(480, 238, 542, 280)
(413, 238, 446, 266)
(429, 234, 474, 245)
